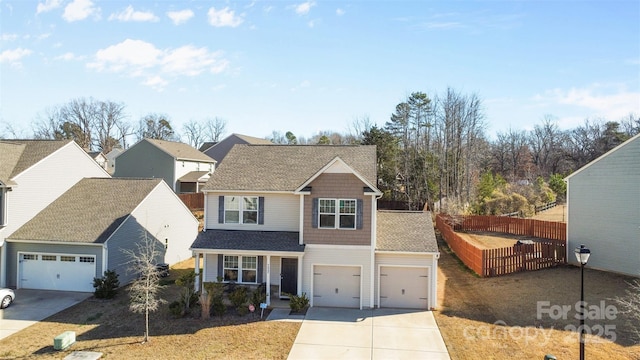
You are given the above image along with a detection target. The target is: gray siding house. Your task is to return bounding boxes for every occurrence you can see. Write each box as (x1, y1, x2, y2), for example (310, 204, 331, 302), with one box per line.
(566, 133, 640, 277)
(114, 138, 216, 193)
(202, 133, 272, 165)
(6, 178, 198, 291)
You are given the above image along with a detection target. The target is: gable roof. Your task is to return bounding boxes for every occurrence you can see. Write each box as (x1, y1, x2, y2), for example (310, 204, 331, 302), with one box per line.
(203, 144, 377, 192)
(198, 141, 217, 152)
(8, 177, 162, 244)
(565, 133, 640, 181)
(145, 138, 217, 163)
(232, 133, 273, 145)
(0, 140, 71, 184)
(376, 211, 438, 253)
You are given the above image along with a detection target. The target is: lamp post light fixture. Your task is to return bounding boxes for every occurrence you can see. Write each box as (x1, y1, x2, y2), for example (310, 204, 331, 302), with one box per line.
(574, 244, 591, 360)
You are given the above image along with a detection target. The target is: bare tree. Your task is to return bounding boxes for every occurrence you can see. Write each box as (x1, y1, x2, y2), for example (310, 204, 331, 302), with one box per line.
(182, 120, 204, 148)
(204, 117, 227, 142)
(123, 232, 166, 343)
(137, 114, 176, 141)
(94, 100, 127, 153)
(614, 280, 640, 341)
(269, 130, 286, 144)
(346, 115, 373, 144)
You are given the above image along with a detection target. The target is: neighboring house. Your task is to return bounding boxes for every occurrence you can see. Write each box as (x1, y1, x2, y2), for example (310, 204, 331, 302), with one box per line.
(105, 148, 123, 175)
(202, 133, 272, 165)
(114, 138, 217, 193)
(87, 151, 108, 171)
(198, 141, 217, 152)
(190, 145, 439, 309)
(0, 140, 110, 287)
(565, 133, 640, 277)
(6, 177, 198, 291)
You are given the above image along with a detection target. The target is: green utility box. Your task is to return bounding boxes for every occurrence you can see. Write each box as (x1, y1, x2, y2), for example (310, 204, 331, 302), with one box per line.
(54, 331, 76, 350)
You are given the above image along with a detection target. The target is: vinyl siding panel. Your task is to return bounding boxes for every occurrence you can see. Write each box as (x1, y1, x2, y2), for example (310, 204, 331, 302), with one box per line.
(204, 253, 219, 283)
(302, 245, 373, 308)
(205, 193, 299, 231)
(375, 253, 438, 309)
(567, 137, 640, 277)
(303, 173, 373, 246)
(113, 140, 175, 190)
(174, 160, 214, 191)
(5, 242, 103, 288)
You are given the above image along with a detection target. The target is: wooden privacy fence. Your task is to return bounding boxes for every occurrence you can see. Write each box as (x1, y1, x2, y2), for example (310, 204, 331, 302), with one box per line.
(178, 192, 204, 210)
(436, 214, 567, 277)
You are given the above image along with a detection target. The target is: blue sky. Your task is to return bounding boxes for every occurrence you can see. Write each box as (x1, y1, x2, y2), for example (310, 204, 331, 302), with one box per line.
(1, 0, 639, 142)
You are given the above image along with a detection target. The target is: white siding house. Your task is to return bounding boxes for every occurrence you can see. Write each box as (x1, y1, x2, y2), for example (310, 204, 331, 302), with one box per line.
(566, 134, 640, 277)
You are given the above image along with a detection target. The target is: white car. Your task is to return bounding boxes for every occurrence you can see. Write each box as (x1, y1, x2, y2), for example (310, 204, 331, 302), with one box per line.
(0, 288, 15, 309)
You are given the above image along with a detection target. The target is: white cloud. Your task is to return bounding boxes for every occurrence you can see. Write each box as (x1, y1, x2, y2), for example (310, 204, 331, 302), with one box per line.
(294, 1, 316, 15)
(336, 8, 345, 16)
(167, 9, 194, 25)
(208, 7, 243, 27)
(308, 19, 318, 28)
(54, 52, 84, 61)
(0, 48, 32, 67)
(63, 0, 99, 22)
(1, 33, 19, 41)
(109, 5, 159, 22)
(87, 39, 229, 90)
(36, 0, 62, 14)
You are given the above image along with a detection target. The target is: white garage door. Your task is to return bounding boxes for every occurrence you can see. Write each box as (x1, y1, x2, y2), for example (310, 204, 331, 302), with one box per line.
(313, 265, 361, 308)
(19, 253, 96, 292)
(380, 266, 429, 309)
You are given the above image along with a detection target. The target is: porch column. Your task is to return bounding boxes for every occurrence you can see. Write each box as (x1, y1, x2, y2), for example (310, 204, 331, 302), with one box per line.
(297, 256, 303, 296)
(194, 253, 201, 292)
(266, 255, 271, 306)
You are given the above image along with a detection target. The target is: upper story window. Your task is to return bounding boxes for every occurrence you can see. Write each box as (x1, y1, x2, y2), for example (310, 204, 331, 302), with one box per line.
(220, 196, 264, 225)
(318, 198, 357, 230)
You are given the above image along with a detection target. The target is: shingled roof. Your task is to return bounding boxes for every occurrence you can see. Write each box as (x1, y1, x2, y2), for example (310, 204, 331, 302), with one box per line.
(190, 230, 304, 252)
(203, 145, 377, 192)
(376, 211, 438, 253)
(8, 178, 162, 244)
(146, 138, 217, 163)
(0, 140, 71, 184)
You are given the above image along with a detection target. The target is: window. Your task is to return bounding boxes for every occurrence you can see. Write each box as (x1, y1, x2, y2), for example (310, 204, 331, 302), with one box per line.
(60, 256, 76, 262)
(23, 254, 37, 260)
(224, 196, 259, 224)
(318, 198, 357, 229)
(79, 257, 95, 263)
(223, 255, 257, 283)
(42, 255, 56, 261)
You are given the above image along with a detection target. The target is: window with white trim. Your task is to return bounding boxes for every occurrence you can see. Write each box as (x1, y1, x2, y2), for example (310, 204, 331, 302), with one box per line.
(319, 198, 357, 229)
(223, 255, 258, 283)
(79, 257, 95, 263)
(225, 196, 258, 224)
(60, 256, 76, 262)
(42, 255, 56, 261)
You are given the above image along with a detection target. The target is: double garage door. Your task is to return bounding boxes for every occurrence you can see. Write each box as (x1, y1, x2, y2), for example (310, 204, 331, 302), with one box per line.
(19, 253, 96, 292)
(379, 266, 429, 309)
(313, 265, 361, 308)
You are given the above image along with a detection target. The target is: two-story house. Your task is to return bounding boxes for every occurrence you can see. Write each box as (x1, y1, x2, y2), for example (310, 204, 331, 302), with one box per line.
(190, 145, 439, 309)
(0, 140, 110, 287)
(201, 133, 272, 165)
(114, 138, 217, 193)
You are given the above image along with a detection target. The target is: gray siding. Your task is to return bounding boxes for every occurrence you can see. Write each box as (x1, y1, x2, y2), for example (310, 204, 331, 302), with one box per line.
(114, 140, 175, 190)
(203, 136, 247, 165)
(567, 136, 640, 277)
(5, 242, 103, 288)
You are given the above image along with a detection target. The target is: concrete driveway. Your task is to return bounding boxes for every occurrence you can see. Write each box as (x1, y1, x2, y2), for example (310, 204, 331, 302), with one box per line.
(0, 289, 91, 340)
(288, 307, 450, 360)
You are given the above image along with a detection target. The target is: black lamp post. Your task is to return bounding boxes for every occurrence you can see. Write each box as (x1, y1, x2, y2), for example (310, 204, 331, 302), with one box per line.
(574, 244, 591, 360)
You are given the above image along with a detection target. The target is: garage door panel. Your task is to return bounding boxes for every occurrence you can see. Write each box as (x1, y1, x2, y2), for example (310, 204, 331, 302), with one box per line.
(19, 253, 95, 292)
(380, 266, 429, 309)
(313, 265, 360, 308)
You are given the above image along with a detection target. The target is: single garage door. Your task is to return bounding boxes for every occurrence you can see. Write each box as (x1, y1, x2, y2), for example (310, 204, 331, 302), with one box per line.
(380, 266, 429, 309)
(19, 253, 96, 292)
(313, 265, 361, 308)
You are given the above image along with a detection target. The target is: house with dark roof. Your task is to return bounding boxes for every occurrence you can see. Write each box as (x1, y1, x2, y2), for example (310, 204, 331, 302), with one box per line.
(190, 144, 439, 309)
(565, 133, 640, 277)
(0, 140, 110, 287)
(114, 138, 217, 193)
(201, 133, 272, 165)
(6, 178, 198, 291)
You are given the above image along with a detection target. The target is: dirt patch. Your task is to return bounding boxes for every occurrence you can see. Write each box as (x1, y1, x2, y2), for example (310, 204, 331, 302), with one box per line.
(0, 259, 299, 359)
(434, 231, 640, 359)
(531, 204, 567, 222)
(456, 231, 538, 249)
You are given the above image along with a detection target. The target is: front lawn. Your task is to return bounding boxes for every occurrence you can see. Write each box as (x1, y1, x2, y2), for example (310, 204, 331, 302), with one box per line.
(0, 260, 300, 359)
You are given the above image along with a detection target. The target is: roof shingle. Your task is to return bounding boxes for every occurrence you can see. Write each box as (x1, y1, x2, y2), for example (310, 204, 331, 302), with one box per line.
(146, 138, 217, 163)
(376, 211, 438, 253)
(0, 140, 71, 183)
(190, 230, 304, 252)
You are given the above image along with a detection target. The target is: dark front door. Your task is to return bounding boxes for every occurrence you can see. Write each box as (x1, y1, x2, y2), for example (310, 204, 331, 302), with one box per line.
(280, 258, 298, 298)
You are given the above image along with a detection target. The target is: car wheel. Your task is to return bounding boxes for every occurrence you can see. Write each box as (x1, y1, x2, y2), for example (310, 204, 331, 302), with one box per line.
(0, 295, 12, 309)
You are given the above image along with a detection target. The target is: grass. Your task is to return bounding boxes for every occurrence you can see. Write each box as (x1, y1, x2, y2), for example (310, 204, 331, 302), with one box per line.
(434, 232, 640, 359)
(0, 260, 300, 359)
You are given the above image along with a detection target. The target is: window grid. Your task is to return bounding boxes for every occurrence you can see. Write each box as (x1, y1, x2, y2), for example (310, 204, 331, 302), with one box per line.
(79, 257, 95, 263)
(60, 256, 76, 262)
(225, 196, 259, 225)
(42, 255, 57, 261)
(319, 198, 357, 229)
(223, 255, 257, 283)
(23, 254, 37, 260)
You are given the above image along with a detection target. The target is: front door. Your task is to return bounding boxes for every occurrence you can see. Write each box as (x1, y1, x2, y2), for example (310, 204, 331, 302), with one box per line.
(280, 258, 298, 298)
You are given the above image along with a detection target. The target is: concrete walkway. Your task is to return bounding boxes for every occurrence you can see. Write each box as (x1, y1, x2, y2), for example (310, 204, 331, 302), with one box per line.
(0, 289, 91, 340)
(285, 307, 450, 360)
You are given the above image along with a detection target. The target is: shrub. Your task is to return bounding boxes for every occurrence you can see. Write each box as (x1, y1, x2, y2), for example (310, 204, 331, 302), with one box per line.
(168, 300, 183, 317)
(229, 286, 249, 315)
(250, 283, 267, 307)
(201, 279, 225, 319)
(93, 270, 120, 299)
(175, 271, 198, 316)
(289, 292, 309, 313)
